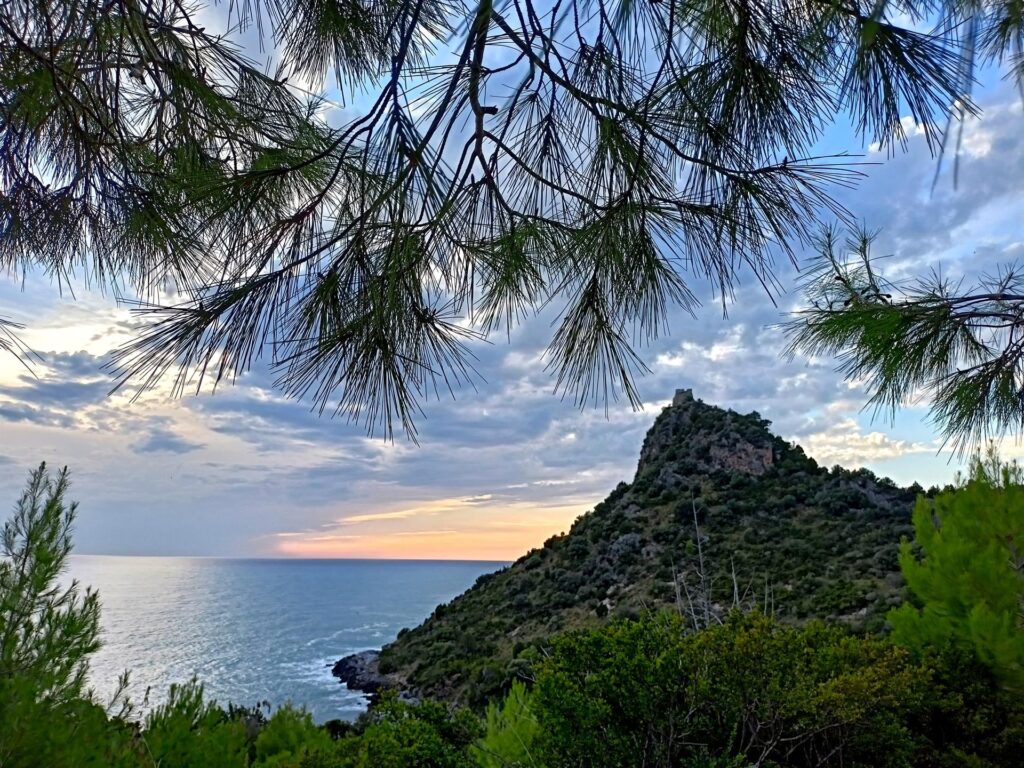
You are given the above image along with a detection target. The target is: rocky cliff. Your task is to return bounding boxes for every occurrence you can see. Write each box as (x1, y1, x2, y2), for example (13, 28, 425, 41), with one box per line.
(335, 392, 920, 707)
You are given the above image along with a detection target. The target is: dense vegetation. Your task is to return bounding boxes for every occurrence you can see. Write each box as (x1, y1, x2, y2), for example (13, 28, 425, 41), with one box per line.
(531, 613, 1024, 768)
(2, 457, 1023, 766)
(378, 393, 923, 705)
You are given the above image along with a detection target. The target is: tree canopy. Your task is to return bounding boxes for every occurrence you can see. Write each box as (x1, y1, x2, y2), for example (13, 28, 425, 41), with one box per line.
(2, 0, 1022, 436)
(888, 450, 1024, 689)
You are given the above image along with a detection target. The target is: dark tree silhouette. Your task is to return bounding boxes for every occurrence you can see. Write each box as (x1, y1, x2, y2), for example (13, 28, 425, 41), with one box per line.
(2, 0, 1020, 436)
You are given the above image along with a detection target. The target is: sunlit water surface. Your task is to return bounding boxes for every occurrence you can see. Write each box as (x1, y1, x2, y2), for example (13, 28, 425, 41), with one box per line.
(69, 557, 503, 722)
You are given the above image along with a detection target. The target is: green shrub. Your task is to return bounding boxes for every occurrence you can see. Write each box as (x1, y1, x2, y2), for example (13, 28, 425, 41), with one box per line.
(909, 647, 1024, 767)
(253, 705, 332, 766)
(531, 612, 922, 768)
(142, 681, 248, 768)
(332, 694, 482, 768)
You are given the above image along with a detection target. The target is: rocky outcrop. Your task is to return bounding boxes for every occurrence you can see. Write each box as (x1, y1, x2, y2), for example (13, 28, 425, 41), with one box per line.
(369, 390, 918, 707)
(637, 389, 776, 479)
(332, 651, 390, 695)
(331, 649, 419, 705)
(708, 441, 774, 476)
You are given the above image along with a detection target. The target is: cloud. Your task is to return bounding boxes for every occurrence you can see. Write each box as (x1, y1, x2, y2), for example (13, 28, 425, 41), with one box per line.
(0, 350, 113, 429)
(795, 419, 935, 465)
(303, 534, 363, 542)
(3, 92, 1022, 556)
(132, 428, 205, 455)
(0, 400, 76, 427)
(339, 510, 419, 524)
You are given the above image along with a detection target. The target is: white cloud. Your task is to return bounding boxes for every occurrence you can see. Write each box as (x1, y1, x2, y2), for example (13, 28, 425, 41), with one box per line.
(795, 418, 935, 465)
(339, 510, 420, 524)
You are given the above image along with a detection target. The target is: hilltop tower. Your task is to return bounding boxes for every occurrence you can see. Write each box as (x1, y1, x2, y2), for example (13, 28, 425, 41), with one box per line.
(672, 388, 694, 406)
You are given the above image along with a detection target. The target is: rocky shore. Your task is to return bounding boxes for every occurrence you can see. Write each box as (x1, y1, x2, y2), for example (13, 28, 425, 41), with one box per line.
(332, 650, 417, 705)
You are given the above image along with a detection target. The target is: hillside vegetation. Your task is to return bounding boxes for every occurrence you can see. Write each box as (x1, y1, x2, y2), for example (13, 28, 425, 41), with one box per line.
(378, 390, 922, 705)
(5, 447, 1024, 767)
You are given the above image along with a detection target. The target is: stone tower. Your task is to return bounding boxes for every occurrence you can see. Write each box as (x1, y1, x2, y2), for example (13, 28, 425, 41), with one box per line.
(672, 388, 694, 406)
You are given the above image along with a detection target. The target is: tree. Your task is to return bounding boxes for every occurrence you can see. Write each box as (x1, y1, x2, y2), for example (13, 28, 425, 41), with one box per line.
(786, 227, 1024, 450)
(0, 463, 103, 766)
(0, 463, 100, 703)
(3, 0, 1021, 436)
(888, 450, 1024, 690)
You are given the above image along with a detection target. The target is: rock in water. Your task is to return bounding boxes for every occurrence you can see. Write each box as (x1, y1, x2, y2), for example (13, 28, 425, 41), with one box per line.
(332, 650, 387, 693)
(331, 650, 419, 706)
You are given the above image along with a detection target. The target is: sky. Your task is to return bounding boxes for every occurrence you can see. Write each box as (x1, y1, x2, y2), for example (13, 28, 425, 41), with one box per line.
(2, 20, 1024, 559)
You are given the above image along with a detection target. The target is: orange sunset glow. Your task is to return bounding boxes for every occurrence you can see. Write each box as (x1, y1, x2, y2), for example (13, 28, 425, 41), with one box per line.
(268, 499, 591, 560)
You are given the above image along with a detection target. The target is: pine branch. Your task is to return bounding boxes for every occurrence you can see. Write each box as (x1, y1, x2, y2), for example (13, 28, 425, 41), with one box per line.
(3, 0, 1021, 436)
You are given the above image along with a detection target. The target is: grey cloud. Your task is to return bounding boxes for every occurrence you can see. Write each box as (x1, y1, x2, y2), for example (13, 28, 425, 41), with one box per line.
(132, 429, 205, 454)
(40, 350, 109, 379)
(0, 401, 76, 427)
(0, 377, 109, 411)
(0, 350, 112, 427)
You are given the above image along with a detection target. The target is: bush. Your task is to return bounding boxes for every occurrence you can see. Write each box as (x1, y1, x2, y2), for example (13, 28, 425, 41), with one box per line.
(252, 705, 332, 766)
(531, 612, 922, 768)
(143, 682, 248, 768)
(909, 647, 1024, 767)
(331, 694, 482, 768)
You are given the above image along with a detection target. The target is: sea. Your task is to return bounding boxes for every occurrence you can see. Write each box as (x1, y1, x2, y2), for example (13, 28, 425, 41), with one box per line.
(68, 556, 505, 723)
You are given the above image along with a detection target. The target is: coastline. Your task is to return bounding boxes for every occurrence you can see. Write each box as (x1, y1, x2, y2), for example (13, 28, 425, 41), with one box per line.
(332, 649, 416, 705)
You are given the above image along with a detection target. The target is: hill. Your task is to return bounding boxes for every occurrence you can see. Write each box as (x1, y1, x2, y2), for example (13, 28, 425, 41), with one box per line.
(338, 390, 921, 707)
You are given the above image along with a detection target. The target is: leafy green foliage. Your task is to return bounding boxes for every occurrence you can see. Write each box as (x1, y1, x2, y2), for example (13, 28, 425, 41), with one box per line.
(136, 687, 482, 768)
(253, 705, 333, 766)
(909, 647, 1024, 768)
(326, 694, 482, 768)
(531, 612, 922, 768)
(473, 681, 541, 768)
(889, 451, 1024, 689)
(142, 682, 250, 768)
(510, 610, 1024, 767)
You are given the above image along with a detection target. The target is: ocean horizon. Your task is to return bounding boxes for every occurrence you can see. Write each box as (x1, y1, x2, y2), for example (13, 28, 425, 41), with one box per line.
(69, 555, 506, 722)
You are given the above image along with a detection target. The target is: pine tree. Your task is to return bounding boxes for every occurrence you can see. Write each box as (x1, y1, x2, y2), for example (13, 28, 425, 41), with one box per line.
(888, 450, 1024, 689)
(786, 227, 1024, 450)
(0, 463, 102, 765)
